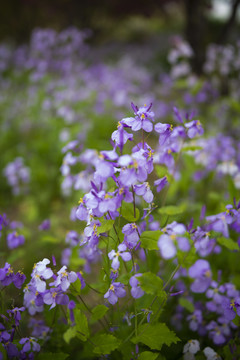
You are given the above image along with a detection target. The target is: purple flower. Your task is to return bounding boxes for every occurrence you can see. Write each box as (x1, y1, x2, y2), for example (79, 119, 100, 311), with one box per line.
(154, 123, 173, 145)
(134, 182, 153, 203)
(122, 103, 155, 132)
(7, 231, 25, 249)
(122, 223, 140, 248)
(7, 307, 25, 326)
(187, 310, 202, 331)
(0, 263, 15, 286)
(38, 219, 51, 231)
(77, 271, 86, 289)
(158, 222, 189, 259)
(129, 274, 144, 299)
(221, 297, 240, 321)
(154, 176, 168, 192)
(0, 213, 8, 237)
(43, 287, 69, 309)
(19, 337, 40, 353)
(111, 121, 133, 152)
(53, 266, 77, 291)
(188, 260, 212, 293)
(108, 244, 131, 270)
(206, 321, 226, 344)
(65, 230, 80, 247)
(31, 258, 53, 292)
(185, 120, 204, 138)
(104, 282, 126, 305)
(68, 300, 76, 323)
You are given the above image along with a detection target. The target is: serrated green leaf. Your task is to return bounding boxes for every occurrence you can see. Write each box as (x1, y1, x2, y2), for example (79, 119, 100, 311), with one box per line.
(217, 237, 239, 251)
(179, 298, 194, 313)
(121, 201, 139, 222)
(92, 334, 121, 355)
(97, 219, 115, 235)
(131, 323, 180, 351)
(138, 272, 166, 298)
(75, 310, 89, 341)
(140, 231, 162, 250)
(158, 205, 184, 216)
(63, 326, 77, 344)
(138, 351, 160, 360)
(91, 305, 108, 322)
(38, 353, 68, 360)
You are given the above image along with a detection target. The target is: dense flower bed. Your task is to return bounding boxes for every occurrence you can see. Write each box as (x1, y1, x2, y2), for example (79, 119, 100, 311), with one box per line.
(0, 28, 240, 359)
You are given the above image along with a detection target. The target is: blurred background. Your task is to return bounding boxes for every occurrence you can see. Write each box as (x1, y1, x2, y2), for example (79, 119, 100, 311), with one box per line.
(1, 0, 240, 73)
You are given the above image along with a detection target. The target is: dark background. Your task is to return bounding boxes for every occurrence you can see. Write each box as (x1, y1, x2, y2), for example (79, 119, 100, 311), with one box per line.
(1, 0, 240, 73)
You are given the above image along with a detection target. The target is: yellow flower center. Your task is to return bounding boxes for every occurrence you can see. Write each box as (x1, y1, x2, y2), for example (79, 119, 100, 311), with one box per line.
(119, 187, 124, 195)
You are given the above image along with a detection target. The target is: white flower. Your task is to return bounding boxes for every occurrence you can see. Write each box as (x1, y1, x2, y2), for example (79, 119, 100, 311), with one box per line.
(203, 347, 221, 360)
(183, 340, 200, 354)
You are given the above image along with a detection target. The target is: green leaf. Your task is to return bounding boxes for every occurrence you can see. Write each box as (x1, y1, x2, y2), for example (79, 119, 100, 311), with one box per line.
(182, 146, 202, 152)
(140, 231, 162, 250)
(177, 246, 197, 269)
(131, 323, 180, 351)
(121, 201, 139, 222)
(91, 305, 108, 322)
(217, 237, 239, 251)
(63, 326, 77, 344)
(138, 351, 161, 360)
(92, 334, 121, 355)
(138, 272, 166, 298)
(158, 205, 184, 216)
(41, 235, 60, 244)
(75, 310, 89, 341)
(69, 277, 82, 296)
(179, 298, 194, 313)
(38, 353, 68, 360)
(97, 219, 115, 235)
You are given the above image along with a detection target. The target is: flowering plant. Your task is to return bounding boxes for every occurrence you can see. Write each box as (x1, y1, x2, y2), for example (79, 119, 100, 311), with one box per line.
(1, 99, 240, 360)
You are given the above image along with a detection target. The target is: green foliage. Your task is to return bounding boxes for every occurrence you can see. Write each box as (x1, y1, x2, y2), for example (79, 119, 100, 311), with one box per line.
(97, 219, 115, 235)
(131, 323, 180, 351)
(90, 304, 109, 322)
(121, 201, 140, 222)
(158, 205, 184, 216)
(63, 326, 77, 344)
(138, 272, 166, 299)
(38, 353, 69, 360)
(138, 351, 161, 360)
(140, 230, 162, 250)
(217, 237, 239, 251)
(179, 298, 194, 313)
(75, 310, 89, 341)
(91, 334, 121, 355)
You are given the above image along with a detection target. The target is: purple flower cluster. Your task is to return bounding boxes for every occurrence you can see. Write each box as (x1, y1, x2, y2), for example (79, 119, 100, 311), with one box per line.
(23, 258, 77, 314)
(3, 157, 30, 195)
(0, 263, 26, 289)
